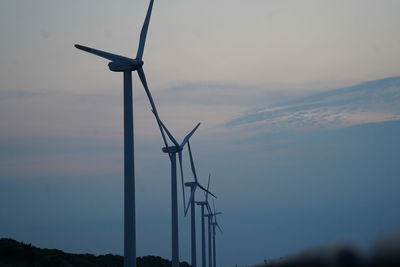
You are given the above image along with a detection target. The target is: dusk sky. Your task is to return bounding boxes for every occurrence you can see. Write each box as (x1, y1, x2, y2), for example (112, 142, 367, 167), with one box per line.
(1, 1, 400, 266)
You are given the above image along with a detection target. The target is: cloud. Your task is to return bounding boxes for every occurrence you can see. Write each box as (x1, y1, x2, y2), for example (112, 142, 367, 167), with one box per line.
(226, 76, 400, 132)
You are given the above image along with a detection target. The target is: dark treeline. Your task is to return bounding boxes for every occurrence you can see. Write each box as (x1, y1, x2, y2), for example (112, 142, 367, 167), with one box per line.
(0, 238, 191, 267)
(255, 238, 400, 267)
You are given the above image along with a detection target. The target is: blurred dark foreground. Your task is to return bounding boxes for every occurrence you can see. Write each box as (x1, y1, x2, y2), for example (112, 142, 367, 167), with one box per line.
(254, 236, 400, 267)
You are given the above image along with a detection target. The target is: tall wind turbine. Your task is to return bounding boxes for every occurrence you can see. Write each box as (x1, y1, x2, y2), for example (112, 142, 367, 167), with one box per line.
(153, 114, 201, 267)
(195, 174, 212, 267)
(74, 1, 161, 267)
(185, 144, 216, 267)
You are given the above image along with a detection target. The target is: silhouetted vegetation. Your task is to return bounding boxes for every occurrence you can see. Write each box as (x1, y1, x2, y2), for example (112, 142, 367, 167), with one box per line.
(257, 239, 400, 267)
(0, 238, 191, 267)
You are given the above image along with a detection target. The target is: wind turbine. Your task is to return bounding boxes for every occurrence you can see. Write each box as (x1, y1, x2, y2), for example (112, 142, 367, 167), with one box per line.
(153, 113, 201, 267)
(211, 202, 222, 267)
(204, 211, 213, 267)
(195, 174, 212, 267)
(204, 188, 216, 267)
(74, 1, 163, 267)
(184, 144, 216, 267)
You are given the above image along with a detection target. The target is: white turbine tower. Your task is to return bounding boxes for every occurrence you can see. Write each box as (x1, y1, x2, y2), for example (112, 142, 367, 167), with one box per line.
(74, 1, 165, 267)
(195, 174, 212, 267)
(153, 113, 201, 267)
(184, 144, 216, 267)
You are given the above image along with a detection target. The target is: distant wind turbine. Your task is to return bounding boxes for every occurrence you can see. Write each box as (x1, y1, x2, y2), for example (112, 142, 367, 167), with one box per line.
(211, 202, 222, 267)
(204, 199, 221, 267)
(184, 144, 216, 267)
(195, 174, 212, 267)
(153, 113, 201, 267)
(74, 1, 164, 267)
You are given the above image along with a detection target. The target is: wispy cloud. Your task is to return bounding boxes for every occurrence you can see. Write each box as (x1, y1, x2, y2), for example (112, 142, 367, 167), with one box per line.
(227, 77, 400, 132)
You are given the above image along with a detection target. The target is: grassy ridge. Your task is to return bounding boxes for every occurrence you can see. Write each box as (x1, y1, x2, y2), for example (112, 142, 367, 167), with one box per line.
(0, 238, 190, 267)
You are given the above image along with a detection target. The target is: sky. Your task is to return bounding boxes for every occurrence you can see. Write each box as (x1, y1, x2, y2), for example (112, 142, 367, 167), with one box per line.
(1, 0, 400, 266)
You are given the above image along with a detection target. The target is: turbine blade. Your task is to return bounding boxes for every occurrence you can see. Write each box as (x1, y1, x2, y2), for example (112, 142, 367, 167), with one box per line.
(178, 151, 186, 211)
(150, 109, 179, 147)
(150, 110, 172, 160)
(137, 68, 158, 114)
(137, 68, 171, 151)
(216, 223, 223, 234)
(197, 183, 216, 198)
(180, 123, 201, 148)
(213, 200, 216, 214)
(136, 0, 154, 59)
(75, 44, 134, 64)
(205, 173, 211, 202)
(205, 202, 212, 214)
(185, 189, 195, 216)
(214, 207, 222, 231)
(187, 142, 198, 182)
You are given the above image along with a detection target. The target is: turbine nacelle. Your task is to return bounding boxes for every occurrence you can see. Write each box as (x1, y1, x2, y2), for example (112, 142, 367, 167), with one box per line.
(108, 59, 144, 72)
(162, 146, 182, 154)
(184, 181, 197, 187)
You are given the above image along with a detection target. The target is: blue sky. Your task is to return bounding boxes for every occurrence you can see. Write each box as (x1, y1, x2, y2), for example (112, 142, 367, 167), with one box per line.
(1, 1, 400, 266)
